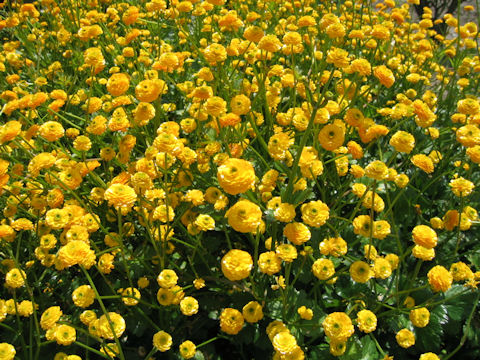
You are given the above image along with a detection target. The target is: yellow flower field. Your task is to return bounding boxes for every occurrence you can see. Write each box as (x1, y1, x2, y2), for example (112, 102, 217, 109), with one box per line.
(0, 0, 479, 359)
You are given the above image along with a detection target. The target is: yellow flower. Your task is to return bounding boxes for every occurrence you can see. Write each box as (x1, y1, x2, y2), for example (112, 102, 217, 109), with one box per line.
(365, 160, 388, 180)
(428, 265, 453, 292)
(121, 287, 141, 306)
(106, 73, 130, 97)
(373, 257, 392, 279)
(411, 154, 434, 173)
(242, 301, 263, 323)
(205, 96, 227, 117)
(326, 22, 346, 39)
(243, 25, 264, 43)
(177, 1, 193, 13)
(220, 308, 244, 335)
(28, 152, 56, 176)
(0, 343, 15, 360)
(179, 340, 196, 359)
(258, 251, 282, 275)
(396, 328, 415, 348)
(104, 184, 137, 208)
(5, 268, 26, 288)
(221, 249, 253, 281)
(457, 98, 480, 115)
(133, 102, 156, 126)
(157, 288, 174, 306)
(356, 309, 377, 333)
(135, 79, 166, 103)
(349, 261, 372, 283)
(100, 343, 119, 358)
(17, 300, 34, 317)
(157, 269, 178, 289)
(449, 177, 474, 197)
(225, 199, 263, 233)
(362, 191, 385, 212)
(373, 220, 391, 240)
(58, 241, 96, 269)
(39, 121, 64, 141)
(40, 306, 62, 330)
(153, 330, 172, 352)
(350, 58, 371, 76)
(180, 297, 199, 316)
(419, 353, 440, 360)
(364, 244, 377, 261)
(412, 245, 435, 261)
(217, 158, 255, 195)
(203, 43, 227, 64)
(301, 200, 329, 227)
(283, 222, 311, 245)
(153, 204, 175, 223)
(258, 34, 282, 53)
(413, 99, 436, 127)
(318, 124, 345, 151)
(297, 306, 313, 320)
(266, 320, 289, 341)
(319, 237, 347, 257)
(389, 131, 415, 153)
(385, 253, 399, 270)
(326, 47, 350, 68)
(86, 115, 107, 135)
(98, 312, 126, 340)
(79, 310, 97, 326)
(373, 65, 395, 88)
(412, 225, 437, 249)
(275, 244, 297, 263)
(230, 94, 251, 115)
(193, 278, 205, 289)
(194, 214, 215, 231)
(329, 340, 347, 356)
(450, 261, 474, 281)
(272, 331, 297, 355)
(352, 215, 372, 237)
(98, 253, 115, 274)
(268, 132, 294, 160)
(219, 113, 241, 128)
(312, 258, 335, 280)
(409, 307, 430, 328)
(323, 312, 354, 342)
(55, 324, 76, 346)
(395, 173, 410, 188)
(463, 206, 479, 221)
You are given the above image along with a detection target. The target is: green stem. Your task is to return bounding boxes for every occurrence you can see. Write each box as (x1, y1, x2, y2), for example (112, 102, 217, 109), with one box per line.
(75, 341, 112, 359)
(80, 267, 126, 360)
(197, 336, 219, 349)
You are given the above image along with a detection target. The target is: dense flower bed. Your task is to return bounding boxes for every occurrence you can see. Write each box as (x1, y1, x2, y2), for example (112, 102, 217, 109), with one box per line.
(0, 0, 479, 359)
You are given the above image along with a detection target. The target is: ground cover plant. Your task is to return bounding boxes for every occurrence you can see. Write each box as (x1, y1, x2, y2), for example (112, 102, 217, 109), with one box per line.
(0, 0, 480, 359)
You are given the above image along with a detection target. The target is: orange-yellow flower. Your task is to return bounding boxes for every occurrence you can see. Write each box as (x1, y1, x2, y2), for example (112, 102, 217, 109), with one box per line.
(301, 201, 329, 227)
(318, 124, 345, 151)
(373, 65, 395, 88)
(106, 73, 130, 97)
(427, 265, 453, 292)
(221, 249, 253, 281)
(217, 158, 255, 195)
(104, 184, 137, 208)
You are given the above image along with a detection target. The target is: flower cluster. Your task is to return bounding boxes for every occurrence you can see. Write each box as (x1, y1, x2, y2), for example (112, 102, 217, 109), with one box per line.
(0, 0, 479, 359)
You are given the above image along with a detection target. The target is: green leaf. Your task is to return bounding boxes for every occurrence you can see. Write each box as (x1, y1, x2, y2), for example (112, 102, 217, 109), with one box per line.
(340, 337, 362, 360)
(194, 351, 205, 360)
(308, 343, 334, 360)
(443, 285, 474, 322)
(265, 299, 283, 319)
